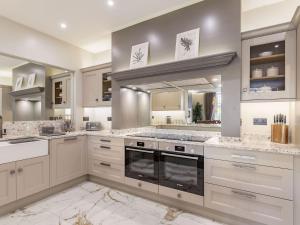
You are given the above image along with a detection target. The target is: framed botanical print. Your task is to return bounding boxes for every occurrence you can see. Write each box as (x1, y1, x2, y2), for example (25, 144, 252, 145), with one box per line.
(175, 28, 200, 60)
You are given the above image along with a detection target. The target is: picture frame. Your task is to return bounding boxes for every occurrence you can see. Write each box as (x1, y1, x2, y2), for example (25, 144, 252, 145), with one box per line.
(27, 73, 36, 88)
(130, 42, 149, 69)
(175, 28, 200, 60)
(15, 77, 23, 90)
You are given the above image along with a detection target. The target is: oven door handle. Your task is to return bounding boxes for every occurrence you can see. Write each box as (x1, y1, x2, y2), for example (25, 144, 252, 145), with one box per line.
(126, 148, 154, 154)
(161, 152, 198, 160)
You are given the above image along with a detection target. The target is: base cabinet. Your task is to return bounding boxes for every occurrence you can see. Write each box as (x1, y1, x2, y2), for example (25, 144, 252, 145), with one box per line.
(50, 136, 87, 186)
(16, 156, 50, 199)
(0, 156, 50, 207)
(205, 183, 293, 225)
(0, 162, 16, 207)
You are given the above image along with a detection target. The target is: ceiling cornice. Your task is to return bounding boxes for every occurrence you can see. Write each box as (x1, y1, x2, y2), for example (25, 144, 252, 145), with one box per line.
(292, 6, 300, 27)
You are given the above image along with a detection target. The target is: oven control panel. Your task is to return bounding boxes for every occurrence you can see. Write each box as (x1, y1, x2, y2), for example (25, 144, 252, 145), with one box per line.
(124, 138, 158, 149)
(159, 142, 204, 155)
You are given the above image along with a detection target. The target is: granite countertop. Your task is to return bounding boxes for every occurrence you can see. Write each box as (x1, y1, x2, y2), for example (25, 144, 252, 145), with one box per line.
(205, 136, 300, 156)
(1, 128, 300, 156)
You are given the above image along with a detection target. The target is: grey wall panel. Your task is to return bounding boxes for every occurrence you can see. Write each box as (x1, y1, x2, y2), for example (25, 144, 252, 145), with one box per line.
(112, 0, 241, 136)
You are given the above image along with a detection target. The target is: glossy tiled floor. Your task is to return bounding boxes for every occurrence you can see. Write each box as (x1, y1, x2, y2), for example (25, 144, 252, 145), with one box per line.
(0, 182, 226, 225)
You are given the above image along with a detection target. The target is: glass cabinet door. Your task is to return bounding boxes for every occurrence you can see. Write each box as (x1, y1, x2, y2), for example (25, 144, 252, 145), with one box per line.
(242, 31, 296, 101)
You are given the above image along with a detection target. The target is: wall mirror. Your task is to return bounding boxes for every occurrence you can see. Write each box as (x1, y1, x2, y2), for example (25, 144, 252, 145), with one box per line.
(0, 54, 74, 123)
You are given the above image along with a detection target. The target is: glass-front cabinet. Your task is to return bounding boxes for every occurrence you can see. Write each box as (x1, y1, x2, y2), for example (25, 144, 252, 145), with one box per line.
(52, 75, 71, 108)
(242, 31, 296, 101)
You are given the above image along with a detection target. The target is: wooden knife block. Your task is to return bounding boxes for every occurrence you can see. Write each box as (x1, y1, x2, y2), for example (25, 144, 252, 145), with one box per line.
(271, 124, 289, 144)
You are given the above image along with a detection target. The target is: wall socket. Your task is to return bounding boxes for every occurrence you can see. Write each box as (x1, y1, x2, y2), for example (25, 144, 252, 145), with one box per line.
(253, 118, 267, 126)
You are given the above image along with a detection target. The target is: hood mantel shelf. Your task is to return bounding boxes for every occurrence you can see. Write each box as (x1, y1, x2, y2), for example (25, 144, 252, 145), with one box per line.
(111, 51, 237, 81)
(9, 87, 45, 97)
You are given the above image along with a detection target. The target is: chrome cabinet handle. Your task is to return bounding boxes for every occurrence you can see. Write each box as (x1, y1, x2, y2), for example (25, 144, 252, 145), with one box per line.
(177, 193, 182, 198)
(126, 148, 154, 154)
(100, 139, 111, 143)
(100, 162, 111, 167)
(10, 170, 15, 175)
(232, 163, 256, 170)
(64, 137, 78, 141)
(17, 168, 23, 173)
(231, 190, 256, 199)
(100, 146, 111, 150)
(231, 154, 256, 161)
(161, 152, 198, 160)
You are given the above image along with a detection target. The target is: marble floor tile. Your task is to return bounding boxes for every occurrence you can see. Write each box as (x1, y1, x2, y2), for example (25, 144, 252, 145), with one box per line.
(0, 182, 227, 225)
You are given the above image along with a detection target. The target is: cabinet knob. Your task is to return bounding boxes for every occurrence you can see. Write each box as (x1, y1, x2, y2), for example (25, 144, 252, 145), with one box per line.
(18, 168, 23, 173)
(138, 182, 142, 187)
(96, 99, 99, 102)
(10, 170, 15, 175)
(63, 101, 66, 104)
(177, 193, 182, 198)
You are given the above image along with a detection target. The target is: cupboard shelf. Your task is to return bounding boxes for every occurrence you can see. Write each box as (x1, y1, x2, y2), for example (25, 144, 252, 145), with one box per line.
(250, 54, 285, 65)
(250, 75, 285, 81)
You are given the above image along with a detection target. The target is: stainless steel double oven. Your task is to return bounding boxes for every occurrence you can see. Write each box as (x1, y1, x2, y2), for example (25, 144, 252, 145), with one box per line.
(125, 138, 204, 196)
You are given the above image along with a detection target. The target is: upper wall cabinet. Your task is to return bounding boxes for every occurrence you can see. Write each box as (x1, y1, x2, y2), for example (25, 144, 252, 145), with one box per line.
(52, 75, 71, 109)
(82, 64, 112, 107)
(242, 31, 296, 101)
(152, 91, 182, 111)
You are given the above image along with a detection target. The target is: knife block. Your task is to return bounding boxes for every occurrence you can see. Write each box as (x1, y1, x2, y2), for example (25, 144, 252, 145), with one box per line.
(271, 124, 289, 144)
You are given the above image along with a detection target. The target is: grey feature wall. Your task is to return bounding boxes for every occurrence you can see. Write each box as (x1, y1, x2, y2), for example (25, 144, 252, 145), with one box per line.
(112, 0, 241, 137)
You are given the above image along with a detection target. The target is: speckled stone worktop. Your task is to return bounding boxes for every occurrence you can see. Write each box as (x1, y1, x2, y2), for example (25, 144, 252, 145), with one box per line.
(205, 136, 300, 156)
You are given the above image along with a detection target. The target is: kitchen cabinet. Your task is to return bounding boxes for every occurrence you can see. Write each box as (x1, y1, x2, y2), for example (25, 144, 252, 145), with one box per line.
(16, 156, 50, 199)
(88, 136, 124, 183)
(50, 136, 87, 186)
(242, 31, 296, 101)
(0, 156, 49, 207)
(82, 64, 112, 107)
(52, 75, 71, 108)
(205, 183, 293, 225)
(152, 91, 182, 111)
(0, 162, 16, 207)
(204, 145, 294, 225)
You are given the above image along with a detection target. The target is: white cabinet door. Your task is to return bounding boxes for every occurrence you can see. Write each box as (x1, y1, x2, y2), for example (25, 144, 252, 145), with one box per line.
(82, 67, 111, 107)
(16, 156, 50, 199)
(0, 162, 16, 207)
(205, 158, 293, 200)
(50, 136, 87, 186)
(152, 91, 182, 111)
(205, 183, 293, 225)
(242, 31, 296, 101)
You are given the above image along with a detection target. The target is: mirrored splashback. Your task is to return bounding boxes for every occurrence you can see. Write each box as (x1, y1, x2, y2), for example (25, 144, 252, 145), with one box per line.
(0, 54, 73, 123)
(125, 76, 221, 132)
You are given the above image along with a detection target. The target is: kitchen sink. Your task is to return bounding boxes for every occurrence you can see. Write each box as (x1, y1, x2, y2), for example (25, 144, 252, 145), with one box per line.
(0, 137, 48, 164)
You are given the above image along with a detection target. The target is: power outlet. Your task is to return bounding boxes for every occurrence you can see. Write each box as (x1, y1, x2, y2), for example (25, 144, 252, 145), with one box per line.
(253, 118, 267, 126)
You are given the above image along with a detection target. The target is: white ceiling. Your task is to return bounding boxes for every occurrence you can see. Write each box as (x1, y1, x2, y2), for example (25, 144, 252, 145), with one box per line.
(0, 0, 296, 53)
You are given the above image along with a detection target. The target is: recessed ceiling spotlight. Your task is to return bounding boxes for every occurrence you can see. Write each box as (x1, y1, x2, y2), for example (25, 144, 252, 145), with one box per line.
(60, 23, 67, 29)
(107, 0, 114, 6)
(132, 87, 137, 90)
(274, 44, 279, 48)
(212, 78, 219, 82)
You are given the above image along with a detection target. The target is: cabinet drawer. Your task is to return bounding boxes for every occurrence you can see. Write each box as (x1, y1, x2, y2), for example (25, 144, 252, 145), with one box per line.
(159, 186, 203, 206)
(88, 143, 124, 163)
(205, 158, 293, 200)
(124, 177, 158, 193)
(88, 158, 124, 183)
(204, 183, 293, 225)
(204, 146, 293, 169)
(89, 136, 124, 147)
